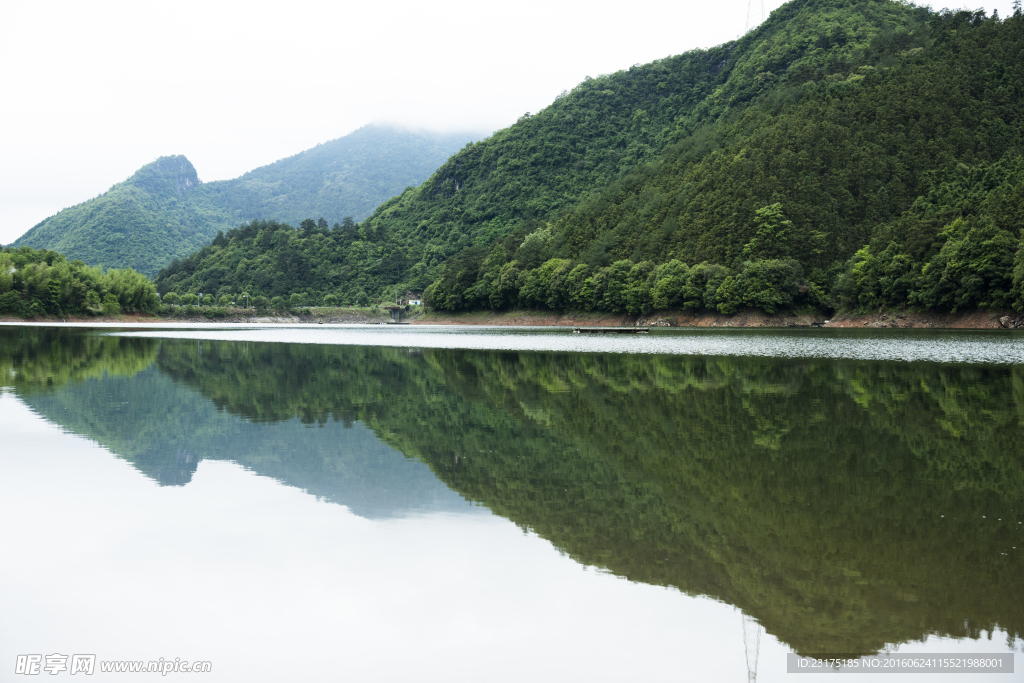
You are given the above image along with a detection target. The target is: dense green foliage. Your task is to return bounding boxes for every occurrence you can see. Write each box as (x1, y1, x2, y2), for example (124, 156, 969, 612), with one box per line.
(0, 246, 157, 317)
(362, 0, 927, 283)
(835, 155, 1024, 311)
(154, 218, 400, 305)
(155, 0, 1024, 316)
(11, 126, 475, 275)
(425, 5, 1024, 315)
(5, 327, 1022, 655)
(426, 204, 828, 314)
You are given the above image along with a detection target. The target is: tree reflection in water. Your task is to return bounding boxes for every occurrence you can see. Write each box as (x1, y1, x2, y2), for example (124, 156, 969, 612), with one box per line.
(3, 327, 1022, 656)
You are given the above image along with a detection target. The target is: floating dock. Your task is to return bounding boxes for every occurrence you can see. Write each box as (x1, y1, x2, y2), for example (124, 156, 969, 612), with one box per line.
(573, 327, 649, 334)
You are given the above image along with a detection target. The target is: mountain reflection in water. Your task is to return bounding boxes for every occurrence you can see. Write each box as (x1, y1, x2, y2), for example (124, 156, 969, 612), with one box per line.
(2, 326, 1022, 657)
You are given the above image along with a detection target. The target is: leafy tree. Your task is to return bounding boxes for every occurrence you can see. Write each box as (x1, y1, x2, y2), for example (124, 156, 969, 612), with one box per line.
(519, 259, 568, 308)
(738, 259, 803, 314)
(545, 260, 578, 311)
(651, 260, 690, 310)
(490, 261, 523, 310)
(0, 291, 28, 317)
(625, 261, 655, 314)
(742, 204, 795, 261)
(602, 261, 634, 313)
(716, 276, 741, 314)
(913, 219, 1015, 311)
(562, 264, 591, 310)
(101, 293, 121, 316)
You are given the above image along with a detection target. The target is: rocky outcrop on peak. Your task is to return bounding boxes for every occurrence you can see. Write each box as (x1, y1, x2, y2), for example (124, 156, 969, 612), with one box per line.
(131, 155, 200, 197)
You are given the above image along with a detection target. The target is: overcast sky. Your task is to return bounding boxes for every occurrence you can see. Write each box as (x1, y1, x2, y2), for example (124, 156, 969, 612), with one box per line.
(0, 0, 1015, 245)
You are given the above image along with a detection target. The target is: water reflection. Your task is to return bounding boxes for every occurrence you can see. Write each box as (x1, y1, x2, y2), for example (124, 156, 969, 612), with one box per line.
(2, 326, 1022, 658)
(1, 330, 470, 517)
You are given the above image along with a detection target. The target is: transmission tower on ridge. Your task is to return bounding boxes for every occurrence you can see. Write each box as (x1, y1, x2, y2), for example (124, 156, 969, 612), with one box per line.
(745, 0, 766, 33)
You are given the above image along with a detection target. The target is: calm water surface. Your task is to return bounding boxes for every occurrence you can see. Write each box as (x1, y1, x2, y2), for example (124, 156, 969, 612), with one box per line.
(1, 324, 1022, 682)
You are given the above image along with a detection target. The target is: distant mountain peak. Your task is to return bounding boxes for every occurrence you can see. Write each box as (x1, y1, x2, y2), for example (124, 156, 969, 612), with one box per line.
(129, 155, 200, 197)
(12, 128, 475, 275)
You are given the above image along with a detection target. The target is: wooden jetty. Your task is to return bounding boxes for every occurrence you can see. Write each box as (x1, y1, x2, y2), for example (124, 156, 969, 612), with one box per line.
(573, 327, 649, 334)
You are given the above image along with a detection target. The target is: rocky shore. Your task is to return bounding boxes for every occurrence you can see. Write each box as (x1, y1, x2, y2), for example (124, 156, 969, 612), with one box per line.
(826, 310, 1024, 329)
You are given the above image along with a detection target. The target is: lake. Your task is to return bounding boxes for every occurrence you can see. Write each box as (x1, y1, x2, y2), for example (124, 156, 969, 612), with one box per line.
(1, 324, 1022, 682)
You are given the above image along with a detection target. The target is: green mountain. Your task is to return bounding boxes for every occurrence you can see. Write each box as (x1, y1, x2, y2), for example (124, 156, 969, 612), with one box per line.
(423, 3, 1024, 315)
(12, 156, 214, 278)
(197, 125, 479, 229)
(11, 125, 477, 276)
(156, 0, 1024, 316)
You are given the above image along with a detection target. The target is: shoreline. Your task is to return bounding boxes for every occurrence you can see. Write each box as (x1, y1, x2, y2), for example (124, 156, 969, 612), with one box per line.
(3, 308, 1023, 330)
(0, 308, 392, 325)
(414, 308, 1024, 330)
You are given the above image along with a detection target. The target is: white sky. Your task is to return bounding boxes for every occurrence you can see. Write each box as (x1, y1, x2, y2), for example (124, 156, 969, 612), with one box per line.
(0, 0, 1015, 245)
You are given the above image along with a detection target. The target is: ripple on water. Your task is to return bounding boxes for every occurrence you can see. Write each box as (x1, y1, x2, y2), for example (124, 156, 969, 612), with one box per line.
(107, 325, 1024, 365)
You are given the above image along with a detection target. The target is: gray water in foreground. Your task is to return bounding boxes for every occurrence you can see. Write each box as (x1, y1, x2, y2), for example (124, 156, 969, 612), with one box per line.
(106, 322, 1024, 363)
(1, 325, 1021, 682)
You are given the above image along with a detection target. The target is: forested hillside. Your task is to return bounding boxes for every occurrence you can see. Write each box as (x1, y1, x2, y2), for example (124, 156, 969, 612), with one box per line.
(11, 126, 474, 276)
(198, 125, 479, 231)
(157, 0, 1024, 316)
(12, 156, 216, 277)
(426, 4, 1024, 315)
